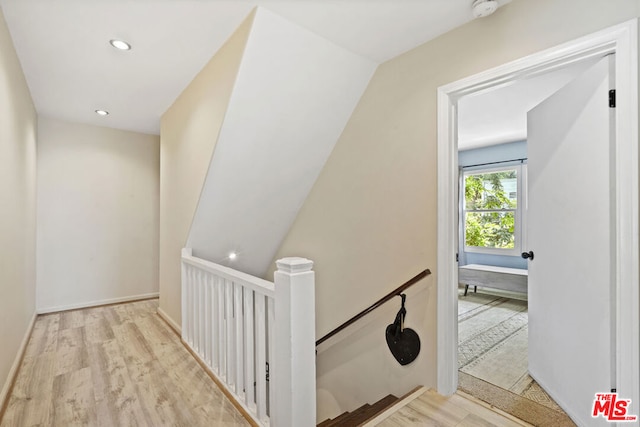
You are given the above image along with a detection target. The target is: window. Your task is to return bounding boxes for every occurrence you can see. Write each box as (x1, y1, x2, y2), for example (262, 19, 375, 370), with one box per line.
(462, 164, 526, 255)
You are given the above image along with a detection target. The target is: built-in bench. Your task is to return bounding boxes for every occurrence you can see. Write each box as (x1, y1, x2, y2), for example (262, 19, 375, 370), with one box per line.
(458, 264, 528, 296)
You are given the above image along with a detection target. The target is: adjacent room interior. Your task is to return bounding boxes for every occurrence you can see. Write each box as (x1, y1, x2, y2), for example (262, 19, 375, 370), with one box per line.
(455, 59, 601, 422)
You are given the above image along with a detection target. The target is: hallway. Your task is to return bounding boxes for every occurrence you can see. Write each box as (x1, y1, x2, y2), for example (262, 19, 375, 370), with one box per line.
(0, 300, 248, 427)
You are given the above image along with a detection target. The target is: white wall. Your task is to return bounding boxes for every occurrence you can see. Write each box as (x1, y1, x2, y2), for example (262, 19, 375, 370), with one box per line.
(0, 6, 37, 406)
(37, 117, 160, 312)
(187, 7, 376, 278)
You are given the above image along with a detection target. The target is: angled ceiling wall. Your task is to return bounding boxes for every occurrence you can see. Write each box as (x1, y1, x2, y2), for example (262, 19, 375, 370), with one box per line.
(186, 7, 377, 277)
(159, 11, 255, 325)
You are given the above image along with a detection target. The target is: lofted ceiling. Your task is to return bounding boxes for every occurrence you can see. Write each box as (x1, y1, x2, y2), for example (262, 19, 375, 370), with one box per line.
(0, 0, 510, 135)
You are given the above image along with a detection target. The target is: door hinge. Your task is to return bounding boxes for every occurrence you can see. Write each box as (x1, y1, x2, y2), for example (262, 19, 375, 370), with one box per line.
(609, 89, 616, 108)
(456, 253, 459, 263)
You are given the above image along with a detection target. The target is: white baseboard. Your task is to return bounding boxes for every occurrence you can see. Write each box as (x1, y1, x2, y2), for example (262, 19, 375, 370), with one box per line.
(0, 311, 37, 414)
(36, 292, 159, 314)
(157, 307, 181, 335)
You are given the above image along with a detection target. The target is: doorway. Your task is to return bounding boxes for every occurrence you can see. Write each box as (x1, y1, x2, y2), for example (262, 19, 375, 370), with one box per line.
(454, 61, 596, 418)
(436, 20, 639, 426)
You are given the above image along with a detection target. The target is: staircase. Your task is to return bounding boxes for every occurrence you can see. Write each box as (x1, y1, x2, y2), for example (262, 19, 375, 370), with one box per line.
(317, 394, 400, 427)
(318, 387, 533, 427)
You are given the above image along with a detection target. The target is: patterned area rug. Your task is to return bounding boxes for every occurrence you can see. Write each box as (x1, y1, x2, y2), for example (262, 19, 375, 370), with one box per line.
(458, 288, 575, 425)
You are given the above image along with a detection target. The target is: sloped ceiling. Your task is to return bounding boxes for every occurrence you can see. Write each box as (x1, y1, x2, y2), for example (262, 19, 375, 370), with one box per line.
(0, 0, 510, 135)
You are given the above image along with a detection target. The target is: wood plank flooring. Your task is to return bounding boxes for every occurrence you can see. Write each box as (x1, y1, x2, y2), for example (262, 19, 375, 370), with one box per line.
(0, 299, 249, 427)
(374, 389, 532, 426)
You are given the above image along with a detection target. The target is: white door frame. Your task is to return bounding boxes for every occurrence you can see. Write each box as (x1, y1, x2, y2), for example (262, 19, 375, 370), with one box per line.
(436, 18, 639, 411)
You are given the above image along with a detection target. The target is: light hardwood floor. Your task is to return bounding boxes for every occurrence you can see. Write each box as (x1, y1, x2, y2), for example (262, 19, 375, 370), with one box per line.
(0, 299, 249, 427)
(375, 389, 532, 426)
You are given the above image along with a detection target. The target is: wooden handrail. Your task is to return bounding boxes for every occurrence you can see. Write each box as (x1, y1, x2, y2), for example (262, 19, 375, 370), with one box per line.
(315, 268, 431, 347)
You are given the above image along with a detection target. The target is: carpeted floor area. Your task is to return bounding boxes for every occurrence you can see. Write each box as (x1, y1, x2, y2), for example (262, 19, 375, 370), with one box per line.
(458, 287, 576, 426)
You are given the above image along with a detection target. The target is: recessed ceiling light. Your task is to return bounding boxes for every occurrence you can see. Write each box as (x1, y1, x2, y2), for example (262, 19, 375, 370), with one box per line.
(228, 252, 237, 260)
(95, 109, 109, 116)
(109, 39, 131, 51)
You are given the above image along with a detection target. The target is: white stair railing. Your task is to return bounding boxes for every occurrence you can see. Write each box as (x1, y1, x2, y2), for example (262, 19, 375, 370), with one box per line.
(181, 248, 316, 427)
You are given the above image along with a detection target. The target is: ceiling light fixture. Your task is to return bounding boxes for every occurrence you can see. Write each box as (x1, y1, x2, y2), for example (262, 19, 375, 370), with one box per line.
(228, 252, 237, 260)
(109, 39, 131, 51)
(472, 0, 499, 18)
(95, 109, 109, 116)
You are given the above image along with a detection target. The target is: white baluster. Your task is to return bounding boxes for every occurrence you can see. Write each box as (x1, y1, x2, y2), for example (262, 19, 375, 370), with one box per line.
(194, 270, 199, 354)
(255, 294, 267, 422)
(200, 271, 205, 357)
(226, 279, 234, 383)
(190, 266, 197, 348)
(243, 290, 255, 410)
(196, 270, 204, 358)
(193, 269, 202, 356)
(188, 265, 195, 346)
(267, 296, 275, 418)
(217, 276, 225, 377)
(181, 248, 192, 342)
(183, 263, 189, 344)
(234, 283, 244, 396)
(211, 275, 219, 372)
(209, 274, 216, 368)
(181, 262, 187, 343)
(204, 273, 211, 366)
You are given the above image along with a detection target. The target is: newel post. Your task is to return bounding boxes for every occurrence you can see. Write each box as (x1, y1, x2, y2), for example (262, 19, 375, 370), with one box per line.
(273, 257, 316, 427)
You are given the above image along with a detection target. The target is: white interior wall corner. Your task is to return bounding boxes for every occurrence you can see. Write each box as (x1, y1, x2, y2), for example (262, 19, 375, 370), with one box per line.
(186, 7, 377, 277)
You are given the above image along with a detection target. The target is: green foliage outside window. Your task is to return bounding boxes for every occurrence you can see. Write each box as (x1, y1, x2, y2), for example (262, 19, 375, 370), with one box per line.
(464, 170, 517, 249)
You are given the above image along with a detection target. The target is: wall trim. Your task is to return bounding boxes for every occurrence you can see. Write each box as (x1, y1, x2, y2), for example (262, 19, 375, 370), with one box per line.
(0, 311, 37, 423)
(36, 292, 159, 315)
(436, 18, 639, 414)
(157, 307, 181, 335)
